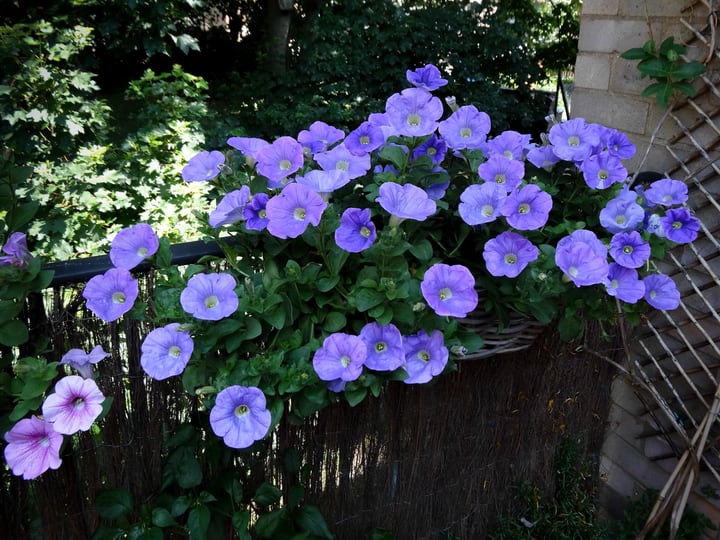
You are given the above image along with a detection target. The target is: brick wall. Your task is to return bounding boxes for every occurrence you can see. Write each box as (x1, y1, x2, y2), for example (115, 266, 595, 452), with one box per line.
(572, 0, 707, 174)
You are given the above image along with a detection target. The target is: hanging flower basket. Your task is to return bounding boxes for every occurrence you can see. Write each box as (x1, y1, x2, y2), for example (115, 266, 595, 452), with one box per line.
(460, 297, 546, 360)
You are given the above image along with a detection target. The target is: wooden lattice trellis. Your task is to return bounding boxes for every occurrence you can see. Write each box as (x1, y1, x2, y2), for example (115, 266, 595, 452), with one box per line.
(620, 1, 720, 537)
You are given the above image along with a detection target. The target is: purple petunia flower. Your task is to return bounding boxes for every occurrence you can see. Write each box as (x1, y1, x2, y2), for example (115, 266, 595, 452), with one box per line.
(209, 186, 252, 228)
(226, 136, 269, 166)
(141, 323, 194, 380)
(3, 416, 62, 480)
(335, 208, 377, 252)
(182, 150, 225, 182)
(180, 272, 238, 321)
(0, 232, 32, 267)
(485, 130, 530, 160)
(109, 223, 159, 270)
(296, 169, 350, 198)
(266, 183, 327, 239)
(42, 375, 105, 435)
(421, 263, 478, 318)
(643, 273, 680, 310)
(312, 333, 367, 382)
(483, 231, 539, 278)
(555, 230, 609, 287)
(599, 197, 645, 234)
(411, 134, 448, 165)
(458, 183, 507, 225)
(243, 193, 270, 231)
(314, 143, 371, 181)
(645, 213, 665, 238)
(526, 145, 561, 171)
(60, 345, 109, 379)
(402, 329, 448, 384)
(385, 88, 444, 137)
(599, 126, 636, 159)
(605, 264, 646, 303)
(501, 184, 553, 230)
(297, 120, 345, 155)
(580, 151, 628, 189)
(644, 178, 688, 206)
(609, 231, 651, 268)
(406, 64, 448, 91)
(548, 118, 601, 162)
(661, 207, 700, 243)
(344, 121, 386, 156)
(377, 182, 436, 226)
(425, 177, 449, 200)
(478, 155, 525, 192)
(255, 136, 305, 187)
(438, 105, 491, 150)
(209, 386, 272, 449)
(359, 322, 405, 371)
(83, 268, 139, 322)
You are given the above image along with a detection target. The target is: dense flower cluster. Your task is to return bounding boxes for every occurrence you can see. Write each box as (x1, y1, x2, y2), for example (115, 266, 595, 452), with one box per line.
(2, 65, 701, 480)
(3, 345, 107, 479)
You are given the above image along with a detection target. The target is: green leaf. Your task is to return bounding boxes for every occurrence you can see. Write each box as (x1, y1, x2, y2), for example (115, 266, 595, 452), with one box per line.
(294, 505, 333, 539)
(558, 311, 584, 342)
(659, 36, 684, 57)
(95, 489, 134, 520)
(254, 482, 282, 506)
(9, 201, 39, 230)
(344, 386, 368, 407)
(171, 495, 191, 517)
(670, 61, 706, 81)
(232, 510, 252, 539)
(354, 288, 385, 312)
(155, 238, 173, 268)
(377, 145, 407, 171)
(263, 305, 286, 329)
(620, 47, 649, 60)
(316, 275, 340, 292)
(0, 319, 28, 346)
(244, 317, 263, 340)
(283, 447, 301, 475)
(187, 505, 211, 540)
(0, 300, 24, 321)
(322, 311, 346, 332)
(672, 81, 698, 98)
(254, 508, 288, 538)
(641, 82, 673, 109)
(637, 58, 672, 79)
(408, 238, 433, 261)
(163, 447, 203, 489)
(151, 507, 176, 528)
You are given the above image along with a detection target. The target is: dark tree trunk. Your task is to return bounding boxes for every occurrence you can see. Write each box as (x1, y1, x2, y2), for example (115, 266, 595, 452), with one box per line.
(265, 0, 293, 75)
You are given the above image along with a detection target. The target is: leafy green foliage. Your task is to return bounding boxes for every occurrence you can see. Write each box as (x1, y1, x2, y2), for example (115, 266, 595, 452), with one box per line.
(25, 65, 216, 260)
(0, 153, 55, 436)
(490, 437, 609, 539)
(0, 22, 111, 162)
(221, 0, 560, 137)
(620, 37, 707, 109)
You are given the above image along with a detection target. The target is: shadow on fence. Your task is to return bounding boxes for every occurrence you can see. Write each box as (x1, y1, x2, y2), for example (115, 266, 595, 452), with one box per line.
(0, 249, 621, 539)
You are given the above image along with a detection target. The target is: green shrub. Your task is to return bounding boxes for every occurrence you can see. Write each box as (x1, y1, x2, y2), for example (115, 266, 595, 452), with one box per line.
(0, 22, 110, 162)
(26, 66, 215, 260)
(219, 0, 557, 138)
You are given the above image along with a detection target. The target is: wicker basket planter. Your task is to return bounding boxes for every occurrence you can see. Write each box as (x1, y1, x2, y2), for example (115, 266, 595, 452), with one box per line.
(460, 305, 546, 360)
